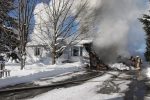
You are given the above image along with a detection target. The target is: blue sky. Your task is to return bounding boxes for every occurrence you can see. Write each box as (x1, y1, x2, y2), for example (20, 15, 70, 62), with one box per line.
(127, 0, 149, 57)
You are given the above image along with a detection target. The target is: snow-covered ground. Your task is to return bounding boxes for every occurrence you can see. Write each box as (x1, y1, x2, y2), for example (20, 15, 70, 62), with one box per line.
(28, 71, 131, 100)
(34, 71, 87, 86)
(146, 68, 150, 78)
(109, 63, 135, 71)
(0, 62, 84, 88)
(0, 62, 139, 89)
(1, 61, 149, 100)
(140, 62, 150, 78)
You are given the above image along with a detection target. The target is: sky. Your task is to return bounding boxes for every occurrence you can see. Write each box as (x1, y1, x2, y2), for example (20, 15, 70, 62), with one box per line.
(128, 0, 148, 56)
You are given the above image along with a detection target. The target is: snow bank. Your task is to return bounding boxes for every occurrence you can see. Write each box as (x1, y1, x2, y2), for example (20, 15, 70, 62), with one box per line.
(147, 68, 150, 78)
(145, 64, 150, 78)
(0, 62, 84, 88)
(139, 62, 150, 78)
(34, 71, 86, 86)
(109, 63, 135, 71)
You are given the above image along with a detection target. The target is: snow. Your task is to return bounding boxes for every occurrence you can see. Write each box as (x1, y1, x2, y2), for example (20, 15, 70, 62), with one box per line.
(109, 63, 135, 71)
(0, 62, 84, 88)
(74, 39, 93, 46)
(26, 41, 47, 46)
(56, 46, 66, 53)
(56, 37, 63, 41)
(147, 68, 150, 78)
(0, 61, 134, 100)
(2, 25, 19, 35)
(34, 71, 86, 86)
(145, 65, 150, 78)
(78, 39, 93, 45)
(140, 62, 150, 78)
(28, 71, 130, 100)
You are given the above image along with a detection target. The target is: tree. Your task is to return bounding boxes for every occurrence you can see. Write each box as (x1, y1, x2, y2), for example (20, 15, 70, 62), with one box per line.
(0, 26, 20, 53)
(33, 0, 88, 64)
(0, 0, 15, 24)
(14, 0, 38, 69)
(139, 13, 150, 61)
(0, 0, 18, 53)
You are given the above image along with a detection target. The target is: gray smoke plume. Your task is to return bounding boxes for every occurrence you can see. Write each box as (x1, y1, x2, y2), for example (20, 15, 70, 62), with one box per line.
(86, 0, 146, 63)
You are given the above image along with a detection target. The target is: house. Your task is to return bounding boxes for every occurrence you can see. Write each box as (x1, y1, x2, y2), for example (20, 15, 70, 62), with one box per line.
(26, 39, 93, 63)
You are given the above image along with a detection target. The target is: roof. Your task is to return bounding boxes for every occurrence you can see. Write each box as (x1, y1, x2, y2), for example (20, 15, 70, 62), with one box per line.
(73, 39, 93, 46)
(78, 39, 93, 45)
(26, 40, 48, 46)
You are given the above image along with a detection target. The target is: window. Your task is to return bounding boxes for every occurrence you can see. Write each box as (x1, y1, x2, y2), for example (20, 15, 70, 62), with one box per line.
(80, 47, 83, 56)
(34, 47, 40, 56)
(72, 47, 79, 56)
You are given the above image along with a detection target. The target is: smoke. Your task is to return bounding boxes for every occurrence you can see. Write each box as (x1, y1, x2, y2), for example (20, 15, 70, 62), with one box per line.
(86, 0, 146, 63)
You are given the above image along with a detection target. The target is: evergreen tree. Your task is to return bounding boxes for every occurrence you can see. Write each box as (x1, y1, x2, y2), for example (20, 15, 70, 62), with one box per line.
(139, 14, 150, 61)
(0, 0, 19, 53)
(0, 0, 15, 26)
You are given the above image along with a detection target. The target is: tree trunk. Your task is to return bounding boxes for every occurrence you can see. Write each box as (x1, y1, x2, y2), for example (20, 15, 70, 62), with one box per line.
(52, 48, 56, 65)
(52, 21, 57, 65)
(52, 37, 56, 65)
(20, 57, 25, 70)
(20, 55, 26, 70)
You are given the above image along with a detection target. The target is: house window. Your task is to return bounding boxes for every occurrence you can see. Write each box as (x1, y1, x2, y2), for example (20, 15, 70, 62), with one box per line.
(72, 47, 79, 56)
(80, 47, 83, 56)
(34, 47, 40, 56)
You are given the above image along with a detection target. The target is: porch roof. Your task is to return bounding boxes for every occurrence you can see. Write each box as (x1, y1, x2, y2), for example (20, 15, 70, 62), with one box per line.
(73, 39, 93, 46)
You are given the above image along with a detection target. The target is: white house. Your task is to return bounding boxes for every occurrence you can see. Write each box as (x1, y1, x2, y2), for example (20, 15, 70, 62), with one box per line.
(26, 3, 93, 64)
(26, 39, 92, 64)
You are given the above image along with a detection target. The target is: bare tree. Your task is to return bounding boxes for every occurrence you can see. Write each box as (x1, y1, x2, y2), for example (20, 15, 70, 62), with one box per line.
(14, 0, 37, 69)
(33, 0, 88, 64)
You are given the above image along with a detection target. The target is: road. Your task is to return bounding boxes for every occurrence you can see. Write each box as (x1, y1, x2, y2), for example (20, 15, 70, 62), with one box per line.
(124, 71, 148, 100)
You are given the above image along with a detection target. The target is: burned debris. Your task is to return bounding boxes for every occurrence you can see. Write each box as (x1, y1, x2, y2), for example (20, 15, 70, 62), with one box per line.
(83, 43, 109, 70)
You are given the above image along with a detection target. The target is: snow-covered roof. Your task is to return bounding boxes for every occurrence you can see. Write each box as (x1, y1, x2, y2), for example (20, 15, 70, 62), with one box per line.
(78, 39, 93, 45)
(74, 39, 93, 46)
(27, 40, 47, 46)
